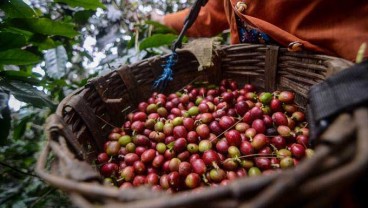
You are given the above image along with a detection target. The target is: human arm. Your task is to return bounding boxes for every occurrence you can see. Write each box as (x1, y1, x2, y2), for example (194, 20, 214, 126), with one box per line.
(162, 0, 229, 37)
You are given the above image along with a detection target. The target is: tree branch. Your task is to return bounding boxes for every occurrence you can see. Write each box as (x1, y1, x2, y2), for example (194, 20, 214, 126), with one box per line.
(0, 161, 39, 178)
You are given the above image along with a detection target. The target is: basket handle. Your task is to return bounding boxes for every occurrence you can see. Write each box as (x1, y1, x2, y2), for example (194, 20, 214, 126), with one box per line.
(44, 114, 84, 159)
(43, 114, 100, 181)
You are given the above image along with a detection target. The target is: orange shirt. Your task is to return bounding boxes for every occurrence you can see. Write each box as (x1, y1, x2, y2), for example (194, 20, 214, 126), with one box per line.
(164, 0, 368, 61)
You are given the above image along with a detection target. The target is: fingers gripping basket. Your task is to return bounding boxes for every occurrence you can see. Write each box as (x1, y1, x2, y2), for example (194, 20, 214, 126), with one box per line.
(36, 43, 368, 208)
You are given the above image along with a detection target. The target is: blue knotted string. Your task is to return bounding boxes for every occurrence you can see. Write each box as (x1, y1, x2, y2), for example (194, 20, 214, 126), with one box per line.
(153, 52, 177, 91)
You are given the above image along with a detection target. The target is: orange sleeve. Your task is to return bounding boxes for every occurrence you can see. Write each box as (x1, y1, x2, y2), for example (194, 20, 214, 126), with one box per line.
(163, 0, 229, 37)
(229, 0, 368, 61)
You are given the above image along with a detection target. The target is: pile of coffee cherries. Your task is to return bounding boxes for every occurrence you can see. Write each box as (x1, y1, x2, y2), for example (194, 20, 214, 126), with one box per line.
(96, 79, 313, 192)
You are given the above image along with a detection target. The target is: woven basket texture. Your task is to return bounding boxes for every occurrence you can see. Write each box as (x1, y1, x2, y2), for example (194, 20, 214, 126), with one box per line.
(36, 43, 368, 208)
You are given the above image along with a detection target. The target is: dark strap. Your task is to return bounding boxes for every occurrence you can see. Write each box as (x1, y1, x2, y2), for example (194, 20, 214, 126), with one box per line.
(308, 60, 368, 142)
(155, 0, 208, 91)
(171, 0, 208, 51)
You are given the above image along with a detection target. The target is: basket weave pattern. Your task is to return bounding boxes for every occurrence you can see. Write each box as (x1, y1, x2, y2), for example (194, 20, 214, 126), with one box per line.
(36, 43, 368, 208)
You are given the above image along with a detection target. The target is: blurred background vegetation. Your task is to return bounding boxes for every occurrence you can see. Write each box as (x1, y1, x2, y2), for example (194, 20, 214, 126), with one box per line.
(0, 0, 201, 207)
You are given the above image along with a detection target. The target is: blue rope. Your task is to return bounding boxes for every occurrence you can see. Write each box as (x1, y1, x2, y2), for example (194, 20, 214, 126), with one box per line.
(153, 52, 177, 91)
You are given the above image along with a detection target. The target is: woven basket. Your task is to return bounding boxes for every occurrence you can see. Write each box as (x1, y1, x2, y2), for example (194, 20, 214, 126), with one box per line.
(36, 43, 368, 208)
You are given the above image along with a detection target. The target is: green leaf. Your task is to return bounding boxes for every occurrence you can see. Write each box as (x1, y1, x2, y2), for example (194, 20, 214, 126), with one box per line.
(139, 34, 178, 50)
(7, 18, 78, 38)
(0, 91, 10, 144)
(1, 27, 34, 39)
(73, 10, 95, 25)
(44, 45, 68, 79)
(29, 34, 57, 50)
(0, 49, 41, 65)
(54, 0, 106, 10)
(0, 0, 37, 18)
(0, 90, 9, 117)
(12, 200, 27, 208)
(0, 70, 41, 85)
(0, 184, 23, 204)
(79, 50, 93, 62)
(167, 141, 175, 149)
(0, 32, 27, 51)
(0, 78, 56, 109)
(34, 38, 57, 50)
(145, 20, 177, 34)
(12, 114, 32, 140)
(127, 36, 135, 49)
(76, 77, 89, 87)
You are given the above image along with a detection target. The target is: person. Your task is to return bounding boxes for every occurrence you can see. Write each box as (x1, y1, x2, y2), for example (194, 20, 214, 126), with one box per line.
(152, 0, 368, 62)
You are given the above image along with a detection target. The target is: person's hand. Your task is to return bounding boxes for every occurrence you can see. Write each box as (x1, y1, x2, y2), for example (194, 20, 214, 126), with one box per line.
(150, 9, 164, 24)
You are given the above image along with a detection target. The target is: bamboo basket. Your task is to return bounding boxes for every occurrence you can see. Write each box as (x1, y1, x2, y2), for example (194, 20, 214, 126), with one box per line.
(36, 43, 368, 208)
